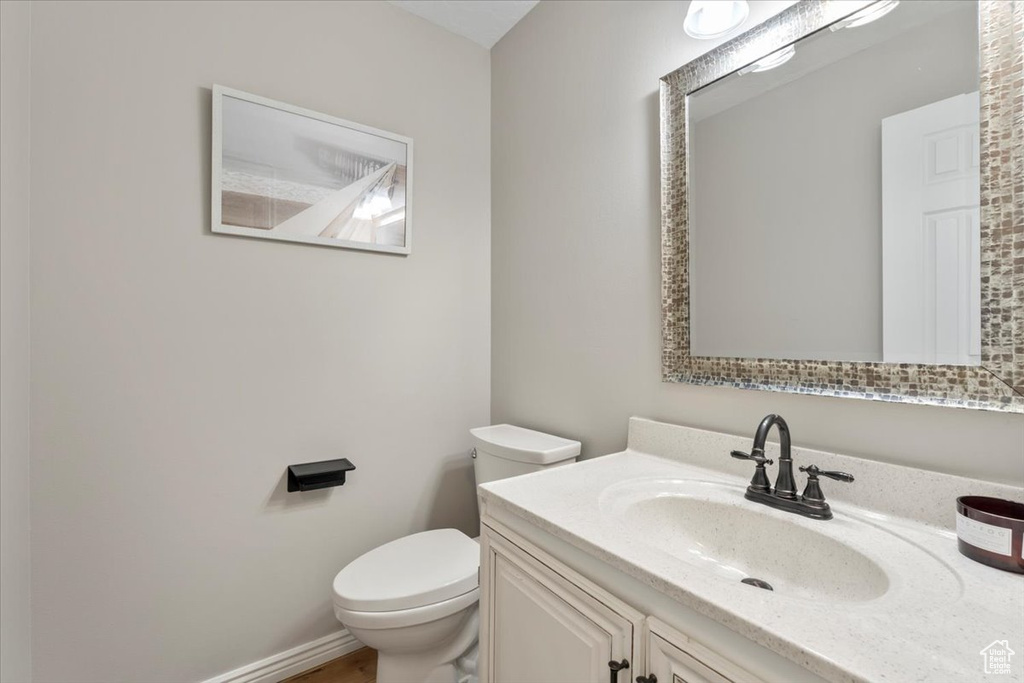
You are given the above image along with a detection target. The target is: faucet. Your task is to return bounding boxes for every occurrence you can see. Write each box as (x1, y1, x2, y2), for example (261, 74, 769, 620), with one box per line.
(751, 414, 797, 499)
(731, 414, 853, 520)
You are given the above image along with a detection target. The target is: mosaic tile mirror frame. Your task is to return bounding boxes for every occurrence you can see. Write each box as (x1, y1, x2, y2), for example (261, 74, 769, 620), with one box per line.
(661, 0, 1023, 412)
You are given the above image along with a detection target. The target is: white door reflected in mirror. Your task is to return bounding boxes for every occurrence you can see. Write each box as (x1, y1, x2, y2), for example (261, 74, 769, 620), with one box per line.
(882, 92, 981, 366)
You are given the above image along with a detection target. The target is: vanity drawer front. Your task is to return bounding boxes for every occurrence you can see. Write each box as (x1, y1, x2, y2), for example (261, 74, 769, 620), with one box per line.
(481, 524, 643, 683)
(647, 618, 764, 683)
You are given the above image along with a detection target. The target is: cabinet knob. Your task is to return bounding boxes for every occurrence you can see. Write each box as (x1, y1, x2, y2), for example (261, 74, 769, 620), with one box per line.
(608, 659, 630, 683)
(636, 676, 658, 683)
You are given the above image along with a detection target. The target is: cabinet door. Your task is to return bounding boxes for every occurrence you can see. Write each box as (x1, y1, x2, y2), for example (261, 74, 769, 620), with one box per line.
(646, 618, 764, 683)
(481, 524, 642, 683)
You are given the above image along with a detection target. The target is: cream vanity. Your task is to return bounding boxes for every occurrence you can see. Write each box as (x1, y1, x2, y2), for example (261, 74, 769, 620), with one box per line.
(476, 418, 1024, 683)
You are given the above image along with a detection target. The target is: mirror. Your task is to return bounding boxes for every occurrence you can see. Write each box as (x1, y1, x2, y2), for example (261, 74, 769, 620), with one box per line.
(660, 0, 1022, 411)
(689, 1, 978, 364)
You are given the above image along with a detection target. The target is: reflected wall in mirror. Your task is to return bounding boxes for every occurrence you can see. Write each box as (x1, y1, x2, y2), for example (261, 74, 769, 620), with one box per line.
(661, 0, 1022, 411)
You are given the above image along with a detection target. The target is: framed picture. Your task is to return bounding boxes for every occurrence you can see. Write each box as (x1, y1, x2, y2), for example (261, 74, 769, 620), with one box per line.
(212, 85, 413, 254)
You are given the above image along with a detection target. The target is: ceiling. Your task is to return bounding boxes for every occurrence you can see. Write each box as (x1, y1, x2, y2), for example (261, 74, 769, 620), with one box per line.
(389, 0, 539, 49)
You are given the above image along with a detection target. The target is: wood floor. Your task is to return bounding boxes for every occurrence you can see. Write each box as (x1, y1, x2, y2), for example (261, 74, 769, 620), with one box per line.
(282, 647, 377, 683)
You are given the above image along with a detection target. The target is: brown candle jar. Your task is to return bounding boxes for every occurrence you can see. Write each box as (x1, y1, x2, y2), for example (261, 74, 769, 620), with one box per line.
(956, 496, 1024, 574)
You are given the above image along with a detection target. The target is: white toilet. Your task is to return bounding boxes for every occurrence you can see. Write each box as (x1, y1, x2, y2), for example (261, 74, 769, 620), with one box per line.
(331, 424, 581, 683)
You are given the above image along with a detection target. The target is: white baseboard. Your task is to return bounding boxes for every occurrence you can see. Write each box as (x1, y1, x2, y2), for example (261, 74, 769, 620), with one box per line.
(202, 629, 363, 683)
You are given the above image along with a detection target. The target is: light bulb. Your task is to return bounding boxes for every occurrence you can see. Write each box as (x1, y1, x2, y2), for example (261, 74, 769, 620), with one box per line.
(738, 44, 796, 75)
(829, 0, 899, 32)
(684, 0, 750, 40)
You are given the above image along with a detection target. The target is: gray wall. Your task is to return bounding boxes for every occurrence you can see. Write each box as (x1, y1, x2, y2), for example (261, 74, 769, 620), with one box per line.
(1, 2, 33, 681)
(491, 0, 1024, 485)
(690, 7, 978, 362)
(28, 2, 490, 681)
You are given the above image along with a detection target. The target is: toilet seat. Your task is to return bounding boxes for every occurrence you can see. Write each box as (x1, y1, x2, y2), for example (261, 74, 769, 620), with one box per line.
(332, 529, 479, 614)
(334, 586, 479, 630)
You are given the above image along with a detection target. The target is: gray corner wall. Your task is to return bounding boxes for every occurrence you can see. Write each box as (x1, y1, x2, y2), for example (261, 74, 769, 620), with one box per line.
(27, 2, 490, 681)
(1, 2, 33, 681)
(491, 0, 1024, 485)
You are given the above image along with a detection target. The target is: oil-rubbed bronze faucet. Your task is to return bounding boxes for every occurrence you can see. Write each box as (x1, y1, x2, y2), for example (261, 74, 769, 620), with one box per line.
(731, 414, 853, 520)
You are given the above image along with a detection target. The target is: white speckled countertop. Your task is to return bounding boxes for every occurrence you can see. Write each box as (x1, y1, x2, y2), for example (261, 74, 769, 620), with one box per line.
(478, 418, 1024, 683)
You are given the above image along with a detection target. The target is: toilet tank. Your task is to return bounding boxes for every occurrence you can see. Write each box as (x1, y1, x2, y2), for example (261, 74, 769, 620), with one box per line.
(469, 424, 581, 486)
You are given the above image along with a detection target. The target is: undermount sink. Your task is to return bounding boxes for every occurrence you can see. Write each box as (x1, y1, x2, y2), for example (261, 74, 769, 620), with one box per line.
(600, 478, 960, 605)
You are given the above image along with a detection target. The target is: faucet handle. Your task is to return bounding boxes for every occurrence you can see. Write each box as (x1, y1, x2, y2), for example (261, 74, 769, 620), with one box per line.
(799, 464, 853, 507)
(730, 450, 773, 466)
(732, 450, 773, 493)
(799, 465, 854, 483)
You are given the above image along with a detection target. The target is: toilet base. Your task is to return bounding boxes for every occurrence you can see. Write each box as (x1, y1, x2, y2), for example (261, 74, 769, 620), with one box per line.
(377, 653, 456, 683)
(376, 640, 477, 683)
(349, 606, 479, 683)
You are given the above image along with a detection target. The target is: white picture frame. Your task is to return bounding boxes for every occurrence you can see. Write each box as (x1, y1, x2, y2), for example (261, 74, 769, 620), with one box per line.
(212, 85, 413, 255)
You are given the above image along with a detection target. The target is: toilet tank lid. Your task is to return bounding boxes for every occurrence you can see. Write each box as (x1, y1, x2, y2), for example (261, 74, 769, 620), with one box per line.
(470, 424, 581, 465)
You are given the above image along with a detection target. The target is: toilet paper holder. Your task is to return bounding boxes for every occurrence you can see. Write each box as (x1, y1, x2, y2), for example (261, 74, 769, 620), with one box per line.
(287, 458, 356, 492)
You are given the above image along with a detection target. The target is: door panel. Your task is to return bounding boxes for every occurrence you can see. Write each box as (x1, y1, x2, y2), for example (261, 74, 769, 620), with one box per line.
(480, 524, 641, 683)
(649, 632, 731, 683)
(492, 554, 616, 682)
(646, 618, 763, 683)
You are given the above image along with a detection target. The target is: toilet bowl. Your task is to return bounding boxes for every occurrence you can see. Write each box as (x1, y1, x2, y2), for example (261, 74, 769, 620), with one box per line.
(332, 425, 581, 683)
(332, 529, 481, 683)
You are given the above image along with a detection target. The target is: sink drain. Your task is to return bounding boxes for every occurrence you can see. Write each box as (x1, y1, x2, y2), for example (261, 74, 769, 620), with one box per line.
(740, 577, 774, 591)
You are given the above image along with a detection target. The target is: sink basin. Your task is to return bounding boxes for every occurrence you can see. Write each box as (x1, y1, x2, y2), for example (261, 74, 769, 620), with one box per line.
(600, 478, 959, 605)
(622, 492, 889, 602)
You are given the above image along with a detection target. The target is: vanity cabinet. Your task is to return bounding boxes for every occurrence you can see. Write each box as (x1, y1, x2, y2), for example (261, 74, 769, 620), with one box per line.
(480, 522, 765, 683)
(480, 525, 642, 683)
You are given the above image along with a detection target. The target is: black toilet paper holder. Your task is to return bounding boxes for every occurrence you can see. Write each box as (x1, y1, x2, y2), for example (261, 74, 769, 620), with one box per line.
(287, 458, 356, 492)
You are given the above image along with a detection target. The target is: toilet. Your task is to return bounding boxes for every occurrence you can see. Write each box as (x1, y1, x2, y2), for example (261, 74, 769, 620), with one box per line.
(331, 424, 581, 683)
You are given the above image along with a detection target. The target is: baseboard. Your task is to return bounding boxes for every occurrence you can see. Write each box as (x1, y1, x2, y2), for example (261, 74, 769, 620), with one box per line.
(202, 629, 363, 683)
